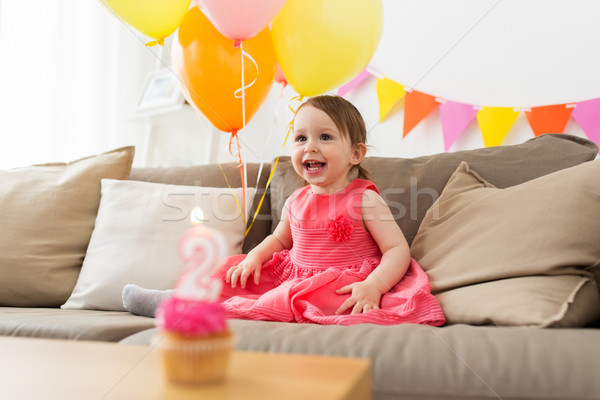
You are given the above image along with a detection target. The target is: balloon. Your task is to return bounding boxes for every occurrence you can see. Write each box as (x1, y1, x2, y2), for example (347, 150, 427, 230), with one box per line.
(274, 64, 288, 87)
(271, 0, 383, 96)
(194, 0, 287, 41)
(172, 7, 277, 133)
(101, 0, 190, 43)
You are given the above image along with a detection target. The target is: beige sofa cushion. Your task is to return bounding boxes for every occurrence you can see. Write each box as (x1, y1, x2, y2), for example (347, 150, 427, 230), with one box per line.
(62, 180, 254, 311)
(0, 147, 135, 307)
(270, 134, 598, 245)
(123, 320, 600, 400)
(0, 307, 154, 342)
(411, 160, 600, 327)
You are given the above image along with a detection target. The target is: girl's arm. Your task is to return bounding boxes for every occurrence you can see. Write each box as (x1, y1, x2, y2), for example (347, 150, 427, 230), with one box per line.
(227, 199, 293, 289)
(336, 189, 411, 314)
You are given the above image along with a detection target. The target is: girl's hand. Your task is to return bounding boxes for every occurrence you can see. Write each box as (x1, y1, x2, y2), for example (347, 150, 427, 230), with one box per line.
(335, 280, 382, 315)
(226, 256, 262, 289)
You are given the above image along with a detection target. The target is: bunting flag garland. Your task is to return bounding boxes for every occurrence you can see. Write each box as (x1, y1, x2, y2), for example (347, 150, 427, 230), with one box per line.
(337, 69, 371, 97)
(375, 78, 406, 123)
(402, 90, 439, 137)
(477, 107, 520, 147)
(525, 104, 573, 136)
(336, 67, 600, 149)
(572, 98, 600, 146)
(439, 100, 478, 152)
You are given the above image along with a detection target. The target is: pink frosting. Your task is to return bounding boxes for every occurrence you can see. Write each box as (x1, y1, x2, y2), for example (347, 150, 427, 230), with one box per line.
(156, 297, 227, 336)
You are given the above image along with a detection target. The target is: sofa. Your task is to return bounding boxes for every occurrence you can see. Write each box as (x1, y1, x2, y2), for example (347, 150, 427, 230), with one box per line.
(1, 134, 599, 400)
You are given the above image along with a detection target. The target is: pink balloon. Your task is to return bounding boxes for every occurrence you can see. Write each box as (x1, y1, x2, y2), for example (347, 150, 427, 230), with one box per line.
(194, 0, 288, 41)
(274, 64, 288, 87)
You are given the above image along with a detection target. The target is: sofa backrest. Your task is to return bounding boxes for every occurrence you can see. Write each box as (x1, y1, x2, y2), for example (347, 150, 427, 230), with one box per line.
(269, 134, 598, 246)
(129, 162, 272, 253)
(130, 134, 597, 252)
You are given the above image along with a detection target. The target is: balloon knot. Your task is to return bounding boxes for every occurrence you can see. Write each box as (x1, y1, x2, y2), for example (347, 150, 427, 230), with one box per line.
(228, 130, 242, 162)
(233, 40, 241, 48)
(145, 37, 165, 47)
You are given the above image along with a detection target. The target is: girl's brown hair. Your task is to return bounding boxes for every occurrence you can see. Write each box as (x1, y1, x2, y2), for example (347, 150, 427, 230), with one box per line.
(296, 95, 371, 180)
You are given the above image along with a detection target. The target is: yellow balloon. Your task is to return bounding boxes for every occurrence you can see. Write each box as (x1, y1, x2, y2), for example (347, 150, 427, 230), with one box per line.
(271, 0, 383, 97)
(101, 0, 191, 41)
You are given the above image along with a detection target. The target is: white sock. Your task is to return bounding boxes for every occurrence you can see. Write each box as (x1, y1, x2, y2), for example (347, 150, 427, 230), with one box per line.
(122, 284, 173, 318)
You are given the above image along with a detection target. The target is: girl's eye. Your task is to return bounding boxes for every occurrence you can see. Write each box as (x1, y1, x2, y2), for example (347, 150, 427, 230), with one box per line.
(295, 135, 306, 142)
(320, 134, 332, 141)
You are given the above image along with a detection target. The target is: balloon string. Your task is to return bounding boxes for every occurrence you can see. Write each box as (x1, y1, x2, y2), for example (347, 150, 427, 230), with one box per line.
(227, 131, 245, 178)
(238, 41, 249, 223)
(245, 96, 304, 237)
(223, 131, 247, 226)
(233, 44, 259, 99)
(280, 95, 303, 149)
(217, 162, 247, 227)
(227, 130, 242, 164)
(288, 95, 304, 113)
(145, 37, 165, 47)
(255, 84, 285, 189)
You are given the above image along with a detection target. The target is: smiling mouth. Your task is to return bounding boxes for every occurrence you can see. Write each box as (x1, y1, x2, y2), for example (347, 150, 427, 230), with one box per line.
(304, 161, 326, 171)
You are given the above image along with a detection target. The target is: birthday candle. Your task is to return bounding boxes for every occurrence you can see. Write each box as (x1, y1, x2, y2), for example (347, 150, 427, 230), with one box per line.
(175, 207, 228, 301)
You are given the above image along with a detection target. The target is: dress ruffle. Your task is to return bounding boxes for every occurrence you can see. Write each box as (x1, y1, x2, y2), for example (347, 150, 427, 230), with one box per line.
(213, 251, 445, 326)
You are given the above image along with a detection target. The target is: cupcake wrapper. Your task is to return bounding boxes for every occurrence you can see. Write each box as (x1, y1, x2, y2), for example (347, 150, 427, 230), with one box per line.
(152, 332, 236, 353)
(153, 332, 236, 384)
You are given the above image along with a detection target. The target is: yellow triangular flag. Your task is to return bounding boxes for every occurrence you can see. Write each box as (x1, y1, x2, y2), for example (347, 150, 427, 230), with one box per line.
(376, 78, 406, 123)
(477, 106, 519, 147)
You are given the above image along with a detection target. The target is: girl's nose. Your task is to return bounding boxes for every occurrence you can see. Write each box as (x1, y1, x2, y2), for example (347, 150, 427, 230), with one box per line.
(304, 139, 318, 153)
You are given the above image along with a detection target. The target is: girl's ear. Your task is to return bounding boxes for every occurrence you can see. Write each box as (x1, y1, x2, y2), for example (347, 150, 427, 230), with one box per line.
(350, 143, 367, 165)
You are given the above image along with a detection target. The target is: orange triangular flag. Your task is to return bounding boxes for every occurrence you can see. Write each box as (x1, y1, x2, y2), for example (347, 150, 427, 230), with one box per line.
(403, 90, 439, 137)
(525, 104, 573, 136)
(376, 78, 405, 123)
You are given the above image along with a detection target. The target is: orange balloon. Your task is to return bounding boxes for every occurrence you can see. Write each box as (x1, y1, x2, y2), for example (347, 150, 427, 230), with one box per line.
(172, 7, 276, 133)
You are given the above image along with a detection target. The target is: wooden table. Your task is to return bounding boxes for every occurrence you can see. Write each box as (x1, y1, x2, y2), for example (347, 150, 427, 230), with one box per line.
(0, 336, 371, 400)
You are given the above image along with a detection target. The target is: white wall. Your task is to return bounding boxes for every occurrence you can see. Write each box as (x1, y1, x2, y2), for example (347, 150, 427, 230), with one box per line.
(0, 1, 156, 169)
(137, 0, 600, 167)
(361, 0, 599, 157)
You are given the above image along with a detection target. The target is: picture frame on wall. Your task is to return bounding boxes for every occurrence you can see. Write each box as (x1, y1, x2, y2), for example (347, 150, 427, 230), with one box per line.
(136, 68, 186, 115)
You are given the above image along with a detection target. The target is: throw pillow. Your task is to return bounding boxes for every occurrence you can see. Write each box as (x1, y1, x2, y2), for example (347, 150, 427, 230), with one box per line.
(411, 160, 600, 327)
(0, 147, 135, 307)
(270, 134, 598, 245)
(61, 179, 255, 311)
(129, 163, 272, 254)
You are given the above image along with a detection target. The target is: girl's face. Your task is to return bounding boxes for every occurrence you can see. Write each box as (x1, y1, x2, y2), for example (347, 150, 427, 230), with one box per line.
(292, 105, 365, 194)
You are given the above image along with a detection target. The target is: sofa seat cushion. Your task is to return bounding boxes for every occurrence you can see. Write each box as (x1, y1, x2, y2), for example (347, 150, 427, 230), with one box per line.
(0, 308, 154, 342)
(123, 320, 600, 400)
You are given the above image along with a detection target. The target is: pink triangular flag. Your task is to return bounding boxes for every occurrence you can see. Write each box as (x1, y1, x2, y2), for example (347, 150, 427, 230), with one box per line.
(572, 98, 600, 146)
(337, 69, 371, 97)
(439, 100, 478, 152)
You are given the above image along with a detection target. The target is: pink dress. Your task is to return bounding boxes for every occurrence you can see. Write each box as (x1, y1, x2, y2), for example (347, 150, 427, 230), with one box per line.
(212, 179, 445, 326)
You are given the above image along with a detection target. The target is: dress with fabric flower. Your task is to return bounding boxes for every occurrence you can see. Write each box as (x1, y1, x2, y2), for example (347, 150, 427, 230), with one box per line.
(212, 179, 446, 326)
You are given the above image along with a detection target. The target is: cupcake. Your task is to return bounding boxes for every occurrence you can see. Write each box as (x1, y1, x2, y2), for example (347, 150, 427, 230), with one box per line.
(154, 296, 234, 384)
